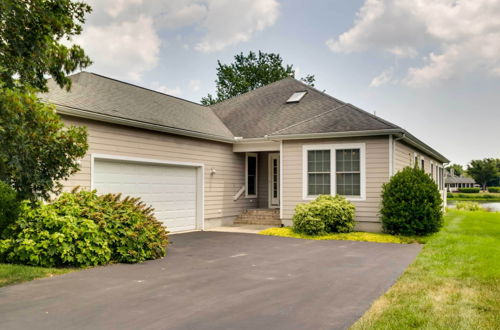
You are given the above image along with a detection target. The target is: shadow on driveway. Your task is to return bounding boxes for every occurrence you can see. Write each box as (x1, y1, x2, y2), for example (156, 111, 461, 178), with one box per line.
(0, 231, 421, 330)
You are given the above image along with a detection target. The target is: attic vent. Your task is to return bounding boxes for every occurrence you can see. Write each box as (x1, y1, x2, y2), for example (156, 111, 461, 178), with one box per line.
(286, 91, 307, 103)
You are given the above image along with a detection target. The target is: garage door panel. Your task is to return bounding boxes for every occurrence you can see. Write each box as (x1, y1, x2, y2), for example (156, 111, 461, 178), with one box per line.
(93, 159, 198, 232)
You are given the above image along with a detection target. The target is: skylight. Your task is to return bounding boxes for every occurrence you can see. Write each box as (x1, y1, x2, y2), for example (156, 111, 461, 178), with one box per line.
(286, 91, 307, 103)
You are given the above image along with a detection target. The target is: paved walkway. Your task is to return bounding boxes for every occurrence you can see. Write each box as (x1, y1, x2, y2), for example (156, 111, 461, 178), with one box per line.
(0, 232, 422, 330)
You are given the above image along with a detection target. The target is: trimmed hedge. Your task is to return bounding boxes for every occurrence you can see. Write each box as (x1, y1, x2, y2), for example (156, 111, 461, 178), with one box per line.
(381, 167, 443, 236)
(0, 190, 169, 267)
(0, 182, 20, 237)
(293, 195, 356, 235)
(487, 187, 500, 193)
(457, 187, 480, 193)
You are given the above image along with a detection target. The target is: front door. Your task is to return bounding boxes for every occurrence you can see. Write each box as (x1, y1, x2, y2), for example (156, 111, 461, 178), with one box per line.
(269, 153, 280, 208)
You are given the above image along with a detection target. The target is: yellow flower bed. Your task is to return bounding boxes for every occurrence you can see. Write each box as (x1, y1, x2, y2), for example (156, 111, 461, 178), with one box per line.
(259, 227, 424, 244)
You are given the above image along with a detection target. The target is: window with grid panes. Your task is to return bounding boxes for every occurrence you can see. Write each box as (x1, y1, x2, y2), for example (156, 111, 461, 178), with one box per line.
(335, 149, 361, 196)
(307, 150, 331, 195)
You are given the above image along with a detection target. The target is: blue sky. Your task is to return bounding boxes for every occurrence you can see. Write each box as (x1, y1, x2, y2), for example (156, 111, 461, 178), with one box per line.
(76, 0, 500, 166)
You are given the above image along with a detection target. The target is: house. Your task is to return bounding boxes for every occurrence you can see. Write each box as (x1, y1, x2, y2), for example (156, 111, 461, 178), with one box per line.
(41, 72, 449, 232)
(445, 170, 477, 192)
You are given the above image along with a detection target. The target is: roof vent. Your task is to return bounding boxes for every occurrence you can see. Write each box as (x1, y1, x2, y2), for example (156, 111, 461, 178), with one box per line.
(286, 91, 307, 103)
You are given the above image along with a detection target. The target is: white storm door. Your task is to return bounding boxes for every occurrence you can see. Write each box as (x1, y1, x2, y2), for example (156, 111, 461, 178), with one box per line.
(269, 153, 280, 207)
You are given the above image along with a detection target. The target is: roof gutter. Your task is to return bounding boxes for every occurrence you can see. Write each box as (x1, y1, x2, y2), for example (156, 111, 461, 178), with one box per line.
(397, 130, 450, 163)
(54, 104, 235, 144)
(266, 129, 449, 163)
(266, 129, 402, 141)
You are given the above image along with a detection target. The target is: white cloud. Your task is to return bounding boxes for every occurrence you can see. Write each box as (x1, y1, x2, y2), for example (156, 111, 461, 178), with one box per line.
(188, 79, 201, 92)
(327, 0, 500, 87)
(152, 82, 182, 96)
(75, 0, 280, 81)
(194, 0, 280, 53)
(74, 15, 160, 82)
(370, 68, 394, 87)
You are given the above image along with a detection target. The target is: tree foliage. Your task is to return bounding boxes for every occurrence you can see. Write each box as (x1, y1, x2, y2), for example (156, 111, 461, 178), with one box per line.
(0, 0, 92, 201)
(0, 0, 92, 92)
(0, 89, 88, 201)
(381, 167, 443, 236)
(445, 163, 464, 177)
(467, 159, 499, 190)
(201, 51, 315, 105)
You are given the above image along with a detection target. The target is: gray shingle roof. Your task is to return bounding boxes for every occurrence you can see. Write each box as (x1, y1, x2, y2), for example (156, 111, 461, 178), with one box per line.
(445, 175, 476, 184)
(210, 77, 399, 138)
(40, 72, 234, 139)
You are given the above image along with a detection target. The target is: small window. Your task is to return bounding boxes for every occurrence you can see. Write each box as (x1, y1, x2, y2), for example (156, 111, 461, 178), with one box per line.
(286, 91, 307, 103)
(307, 150, 331, 195)
(421, 159, 425, 171)
(336, 149, 361, 196)
(246, 153, 257, 197)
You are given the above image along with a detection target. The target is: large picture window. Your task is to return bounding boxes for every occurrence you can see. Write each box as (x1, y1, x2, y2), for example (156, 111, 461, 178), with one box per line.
(307, 150, 331, 195)
(246, 153, 257, 197)
(303, 144, 366, 200)
(336, 149, 361, 196)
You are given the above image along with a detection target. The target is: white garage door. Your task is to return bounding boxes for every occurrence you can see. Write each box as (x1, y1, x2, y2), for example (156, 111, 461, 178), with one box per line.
(93, 158, 198, 232)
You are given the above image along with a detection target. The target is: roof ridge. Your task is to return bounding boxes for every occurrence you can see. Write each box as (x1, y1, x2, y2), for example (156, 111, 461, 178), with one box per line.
(269, 103, 349, 135)
(80, 71, 206, 108)
(209, 76, 296, 108)
(292, 78, 401, 129)
(346, 103, 401, 129)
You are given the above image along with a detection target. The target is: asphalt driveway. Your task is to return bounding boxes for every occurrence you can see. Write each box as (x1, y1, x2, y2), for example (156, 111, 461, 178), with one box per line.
(0, 232, 421, 330)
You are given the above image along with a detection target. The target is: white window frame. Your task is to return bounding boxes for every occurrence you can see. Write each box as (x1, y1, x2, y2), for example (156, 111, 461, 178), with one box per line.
(302, 143, 366, 201)
(245, 152, 258, 198)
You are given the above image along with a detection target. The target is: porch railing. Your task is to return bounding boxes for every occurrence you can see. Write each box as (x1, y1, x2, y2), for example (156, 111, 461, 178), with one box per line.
(233, 185, 245, 201)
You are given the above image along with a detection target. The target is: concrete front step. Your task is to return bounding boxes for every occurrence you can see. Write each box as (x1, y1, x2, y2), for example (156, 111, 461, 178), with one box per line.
(234, 208, 281, 225)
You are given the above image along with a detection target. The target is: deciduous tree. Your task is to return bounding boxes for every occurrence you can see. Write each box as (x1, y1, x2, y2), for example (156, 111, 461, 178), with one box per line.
(201, 51, 315, 105)
(467, 159, 499, 190)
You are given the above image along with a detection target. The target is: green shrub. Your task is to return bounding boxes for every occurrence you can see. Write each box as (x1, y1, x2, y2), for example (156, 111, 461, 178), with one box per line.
(51, 190, 168, 263)
(487, 187, 500, 193)
(0, 181, 20, 237)
(292, 210, 325, 235)
(0, 201, 111, 267)
(381, 167, 443, 236)
(454, 201, 483, 211)
(0, 190, 169, 267)
(292, 195, 356, 235)
(458, 187, 480, 193)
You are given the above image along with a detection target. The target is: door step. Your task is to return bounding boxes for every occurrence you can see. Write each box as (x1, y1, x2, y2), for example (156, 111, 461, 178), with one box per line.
(234, 209, 281, 225)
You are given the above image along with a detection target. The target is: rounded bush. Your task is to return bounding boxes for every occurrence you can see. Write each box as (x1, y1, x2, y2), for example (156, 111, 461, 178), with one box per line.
(0, 190, 169, 267)
(487, 187, 500, 193)
(457, 187, 480, 193)
(51, 190, 169, 263)
(381, 167, 443, 236)
(292, 207, 325, 235)
(313, 195, 356, 233)
(0, 181, 20, 237)
(0, 202, 111, 267)
(292, 195, 356, 235)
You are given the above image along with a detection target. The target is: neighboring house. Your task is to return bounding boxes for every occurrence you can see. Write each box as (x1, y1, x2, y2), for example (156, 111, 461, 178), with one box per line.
(41, 72, 449, 232)
(445, 170, 477, 192)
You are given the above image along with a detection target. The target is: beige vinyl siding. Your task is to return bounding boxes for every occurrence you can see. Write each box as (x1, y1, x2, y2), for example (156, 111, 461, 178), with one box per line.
(61, 115, 256, 224)
(394, 140, 443, 173)
(282, 137, 390, 228)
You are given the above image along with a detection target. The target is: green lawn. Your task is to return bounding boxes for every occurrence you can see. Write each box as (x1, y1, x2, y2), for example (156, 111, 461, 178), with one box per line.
(0, 264, 74, 288)
(448, 192, 500, 202)
(259, 227, 426, 244)
(351, 210, 500, 329)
